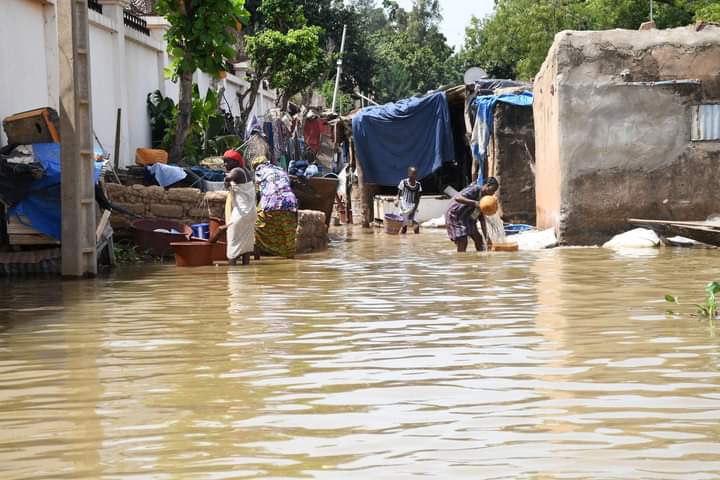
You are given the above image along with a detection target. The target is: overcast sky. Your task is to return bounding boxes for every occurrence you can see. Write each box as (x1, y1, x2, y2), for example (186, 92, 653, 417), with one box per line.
(395, 0, 496, 50)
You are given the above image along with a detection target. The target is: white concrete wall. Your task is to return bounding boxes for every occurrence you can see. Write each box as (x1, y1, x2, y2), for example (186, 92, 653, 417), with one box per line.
(88, 21, 117, 156)
(125, 38, 160, 154)
(0, 2, 277, 166)
(0, 0, 52, 138)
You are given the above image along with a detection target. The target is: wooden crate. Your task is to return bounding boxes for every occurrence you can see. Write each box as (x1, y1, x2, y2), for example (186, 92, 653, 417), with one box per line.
(2, 107, 60, 144)
(7, 216, 60, 246)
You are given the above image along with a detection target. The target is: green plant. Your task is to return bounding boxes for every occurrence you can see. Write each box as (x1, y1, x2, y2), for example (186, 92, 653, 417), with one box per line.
(114, 242, 164, 265)
(155, 0, 249, 163)
(239, 0, 327, 120)
(114, 243, 146, 265)
(206, 134, 243, 156)
(153, 85, 235, 164)
(147, 90, 176, 149)
(319, 79, 352, 115)
(665, 281, 720, 320)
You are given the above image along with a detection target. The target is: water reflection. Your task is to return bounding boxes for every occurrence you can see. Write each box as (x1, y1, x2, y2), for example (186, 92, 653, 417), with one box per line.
(1, 231, 720, 479)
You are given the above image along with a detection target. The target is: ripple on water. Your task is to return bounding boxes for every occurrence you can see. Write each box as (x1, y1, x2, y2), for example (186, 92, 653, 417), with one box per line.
(1, 233, 720, 479)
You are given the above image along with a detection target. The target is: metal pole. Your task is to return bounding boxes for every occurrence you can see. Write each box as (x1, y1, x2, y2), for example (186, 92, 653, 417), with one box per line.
(58, 0, 97, 276)
(331, 24, 347, 114)
(354, 91, 379, 106)
(650, 0, 653, 22)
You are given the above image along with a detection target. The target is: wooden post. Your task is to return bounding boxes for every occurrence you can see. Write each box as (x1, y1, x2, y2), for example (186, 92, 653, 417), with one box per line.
(355, 148, 371, 228)
(113, 108, 121, 171)
(58, 0, 97, 276)
(346, 138, 354, 224)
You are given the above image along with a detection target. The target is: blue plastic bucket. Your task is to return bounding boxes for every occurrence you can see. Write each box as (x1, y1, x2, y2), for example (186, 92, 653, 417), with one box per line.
(504, 223, 533, 235)
(191, 223, 210, 240)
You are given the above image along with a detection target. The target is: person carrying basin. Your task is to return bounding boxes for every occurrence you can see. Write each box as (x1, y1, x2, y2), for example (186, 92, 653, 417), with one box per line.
(445, 177, 499, 252)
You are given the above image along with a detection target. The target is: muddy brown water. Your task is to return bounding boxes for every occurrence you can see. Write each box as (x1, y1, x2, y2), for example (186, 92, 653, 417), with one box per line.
(1, 229, 720, 479)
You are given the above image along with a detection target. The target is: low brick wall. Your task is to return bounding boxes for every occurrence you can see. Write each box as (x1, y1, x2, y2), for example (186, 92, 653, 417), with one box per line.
(105, 184, 328, 253)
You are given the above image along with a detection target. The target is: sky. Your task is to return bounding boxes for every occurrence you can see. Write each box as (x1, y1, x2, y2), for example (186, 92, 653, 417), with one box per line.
(395, 0, 496, 50)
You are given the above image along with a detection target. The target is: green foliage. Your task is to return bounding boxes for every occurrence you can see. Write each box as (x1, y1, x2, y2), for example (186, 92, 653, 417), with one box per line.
(368, 0, 461, 102)
(460, 0, 716, 81)
(319, 80, 352, 115)
(300, 0, 377, 94)
(665, 281, 720, 320)
(206, 134, 244, 156)
(114, 243, 161, 265)
(695, 3, 720, 22)
(155, 0, 249, 79)
(243, 0, 327, 105)
(246, 26, 327, 101)
(147, 86, 237, 164)
(147, 90, 176, 149)
(697, 281, 720, 319)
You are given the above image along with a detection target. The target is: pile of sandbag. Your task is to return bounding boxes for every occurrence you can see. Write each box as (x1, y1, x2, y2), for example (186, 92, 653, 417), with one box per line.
(296, 210, 328, 253)
(603, 228, 660, 249)
(512, 228, 558, 250)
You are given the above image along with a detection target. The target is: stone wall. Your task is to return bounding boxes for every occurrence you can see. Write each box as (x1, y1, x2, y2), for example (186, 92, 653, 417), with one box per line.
(105, 184, 328, 253)
(489, 102, 536, 224)
(534, 25, 720, 244)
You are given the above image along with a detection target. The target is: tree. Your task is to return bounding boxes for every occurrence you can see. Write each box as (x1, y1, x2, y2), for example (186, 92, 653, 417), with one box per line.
(369, 0, 461, 102)
(299, 0, 377, 97)
(695, 3, 720, 22)
(458, 0, 587, 81)
(237, 0, 325, 124)
(460, 0, 719, 81)
(155, 0, 249, 163)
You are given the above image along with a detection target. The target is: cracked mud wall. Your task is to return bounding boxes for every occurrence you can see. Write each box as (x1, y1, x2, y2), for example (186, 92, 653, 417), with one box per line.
(489, 102, 536, 224)
(534, 26, 720, 244)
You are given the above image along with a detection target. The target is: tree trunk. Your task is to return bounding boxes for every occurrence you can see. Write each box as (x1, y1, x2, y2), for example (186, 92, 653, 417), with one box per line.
(277, 92, 291, 111)
(169, 69, 193, 163)
(355, 146, 371, 228)
(238, 76, 261, 135)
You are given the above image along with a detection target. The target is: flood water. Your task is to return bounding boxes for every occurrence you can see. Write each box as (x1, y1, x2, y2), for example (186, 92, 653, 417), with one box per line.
(2, 228, 720, 479)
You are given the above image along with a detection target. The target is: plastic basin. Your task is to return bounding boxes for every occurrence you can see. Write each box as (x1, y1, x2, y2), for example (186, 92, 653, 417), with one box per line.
(131, 219, 192, 257)
(170, 242, 213, 267)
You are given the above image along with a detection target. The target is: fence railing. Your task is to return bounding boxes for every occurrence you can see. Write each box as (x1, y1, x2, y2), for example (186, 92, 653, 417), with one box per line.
(87, 0, 103, 14)
(123, 9, 150, 36)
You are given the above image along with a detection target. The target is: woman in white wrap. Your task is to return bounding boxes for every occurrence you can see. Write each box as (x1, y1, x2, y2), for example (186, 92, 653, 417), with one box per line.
(224, 167, 256, 265)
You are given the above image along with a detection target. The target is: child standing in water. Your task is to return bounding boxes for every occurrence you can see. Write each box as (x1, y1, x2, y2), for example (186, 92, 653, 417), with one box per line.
(397, 166, 422, 234)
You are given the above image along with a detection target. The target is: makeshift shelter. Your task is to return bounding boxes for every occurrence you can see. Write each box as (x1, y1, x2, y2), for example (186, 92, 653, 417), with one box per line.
(470, 90, 535, 224)
(351, 91, 456, 187)
(345, 87, 474, 226)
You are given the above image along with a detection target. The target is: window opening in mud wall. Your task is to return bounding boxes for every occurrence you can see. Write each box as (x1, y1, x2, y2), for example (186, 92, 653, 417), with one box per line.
(691, 104, 720, 141)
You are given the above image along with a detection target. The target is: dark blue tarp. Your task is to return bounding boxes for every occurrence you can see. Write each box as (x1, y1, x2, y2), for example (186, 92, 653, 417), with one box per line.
(471, 91, 533, 185)
(8, 143, 102, 240)
(351, 91, 455, 186)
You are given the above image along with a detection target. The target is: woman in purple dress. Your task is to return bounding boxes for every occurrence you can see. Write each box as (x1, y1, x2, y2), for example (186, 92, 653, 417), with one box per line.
(445, 177, 499, 252)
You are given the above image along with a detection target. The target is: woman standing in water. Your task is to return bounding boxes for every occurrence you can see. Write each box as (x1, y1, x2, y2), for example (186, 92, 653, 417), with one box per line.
(252, 156, 298, 258)
(445, 177, 499, 252)
(213, 151, 256, 265)
(223, 167, 256, 265)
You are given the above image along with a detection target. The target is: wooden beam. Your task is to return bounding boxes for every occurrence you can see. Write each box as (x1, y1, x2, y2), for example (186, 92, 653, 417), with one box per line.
(58, 0, 97, 276)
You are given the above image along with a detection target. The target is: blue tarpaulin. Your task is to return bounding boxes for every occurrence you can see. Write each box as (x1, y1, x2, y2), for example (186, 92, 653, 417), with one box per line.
(351, 91, 455, 186)
(471, 91, 533, 185)
(8, 143, 102, 240)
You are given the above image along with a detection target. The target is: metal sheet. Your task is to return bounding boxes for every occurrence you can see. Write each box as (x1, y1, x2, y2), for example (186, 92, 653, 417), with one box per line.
(694, 104, 720, 141)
